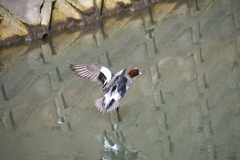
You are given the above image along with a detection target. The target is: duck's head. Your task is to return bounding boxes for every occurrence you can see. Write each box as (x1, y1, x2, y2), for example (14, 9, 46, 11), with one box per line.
(128, 67, 142, 78)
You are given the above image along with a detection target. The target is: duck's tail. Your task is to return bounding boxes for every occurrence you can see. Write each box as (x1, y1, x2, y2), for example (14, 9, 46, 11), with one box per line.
(95, 98, 121, 115)
(95, 98, 104, 112)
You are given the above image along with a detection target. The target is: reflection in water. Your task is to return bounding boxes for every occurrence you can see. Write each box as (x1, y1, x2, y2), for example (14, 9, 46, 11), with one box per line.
(0, 0, 240, 159)
(100, 130, 140, 160)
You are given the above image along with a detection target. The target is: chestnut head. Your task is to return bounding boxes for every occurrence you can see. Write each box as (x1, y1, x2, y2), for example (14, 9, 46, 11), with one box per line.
(128, 67, 142, 78)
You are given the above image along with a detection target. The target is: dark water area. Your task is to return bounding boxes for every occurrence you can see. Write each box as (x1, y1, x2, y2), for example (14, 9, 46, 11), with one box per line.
(0, 0, 240, 160)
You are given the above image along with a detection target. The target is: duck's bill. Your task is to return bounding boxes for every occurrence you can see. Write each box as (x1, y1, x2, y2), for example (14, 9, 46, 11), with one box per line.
(139, 72, 142, 75)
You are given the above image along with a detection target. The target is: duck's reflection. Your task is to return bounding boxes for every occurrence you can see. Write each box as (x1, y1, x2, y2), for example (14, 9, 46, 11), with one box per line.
(100, 130, 140, 160)
(117, 111, 122, 122)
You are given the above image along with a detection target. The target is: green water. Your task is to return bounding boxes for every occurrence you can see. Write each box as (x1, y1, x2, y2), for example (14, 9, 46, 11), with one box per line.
(0, 0, 240, 160)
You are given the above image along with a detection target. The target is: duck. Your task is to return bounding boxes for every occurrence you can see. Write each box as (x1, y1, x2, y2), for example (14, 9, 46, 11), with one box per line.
(69, 64, 142, 114)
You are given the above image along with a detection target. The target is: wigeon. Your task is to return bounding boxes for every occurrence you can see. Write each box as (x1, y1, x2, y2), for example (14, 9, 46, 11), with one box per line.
(69, 64, 142, 114)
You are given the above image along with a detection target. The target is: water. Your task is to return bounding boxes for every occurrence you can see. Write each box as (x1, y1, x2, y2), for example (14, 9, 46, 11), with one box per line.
(0, 0, 240, 160)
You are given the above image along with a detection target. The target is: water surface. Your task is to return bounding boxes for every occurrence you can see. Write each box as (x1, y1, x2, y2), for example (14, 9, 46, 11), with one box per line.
(0, 0, 240, 160)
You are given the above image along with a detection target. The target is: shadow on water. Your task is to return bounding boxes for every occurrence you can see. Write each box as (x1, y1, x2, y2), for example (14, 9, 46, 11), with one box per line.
(0, 0, 240, 159)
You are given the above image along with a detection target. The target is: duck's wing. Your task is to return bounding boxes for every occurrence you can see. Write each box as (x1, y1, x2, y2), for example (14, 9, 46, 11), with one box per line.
(101, 69, 126, 93)
(69, 64, 113, 83)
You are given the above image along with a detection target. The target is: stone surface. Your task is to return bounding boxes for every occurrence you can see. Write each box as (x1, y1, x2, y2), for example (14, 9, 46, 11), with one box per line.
(50, 29, 82, 55)
(192, 22, 200, 43)
(0, 7, 28, 44)
(49, 68, 60, 91)
(0, 0, 43, 25)
(102, 0, 118, 16)
(0, 44, 28, 77)
(41, 0, 56, 30)
(103, 16, 131, 39)
(0, 0, 162, 46)
(234, 11, 240, 30)
(151, 2, 176, 22)
(66, 0, 95, 14)
(50, 0, 82, 32)
(41, 42, 53, 64)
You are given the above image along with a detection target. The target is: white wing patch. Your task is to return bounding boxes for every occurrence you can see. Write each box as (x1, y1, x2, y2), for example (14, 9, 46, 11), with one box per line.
(100, 66, 112, 82)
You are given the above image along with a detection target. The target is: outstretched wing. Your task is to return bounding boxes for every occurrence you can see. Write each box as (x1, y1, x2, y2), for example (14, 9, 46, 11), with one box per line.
(69, 64, 113, 83)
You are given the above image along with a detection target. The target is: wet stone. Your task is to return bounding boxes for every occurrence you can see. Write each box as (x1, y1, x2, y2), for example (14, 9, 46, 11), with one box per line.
(94, 28, 109, 48)
(145, 39, 156, 59)
(1, 111, 12, 129)
(54, 94, 67, 118)
(41, 43, 52, 64)
(79, 34, 96, 47)
(151, 2, 176, 22)
(201, 16, 236, 62)
(150, 65, 160, 85)
(51, 30, 82, 55)
(234, 11, 240, 30)
(193, 49, 206, 94)
(174, 4, 189, 17)
(200, 98, 210, 116)
(129, 43, 149, 64)
(166, 29, 192, 57)
(157, 112, 167, 133)
(199, 10, 226, 38)
(49, 68, 60, 91)
(192, 22, 200, 43)
(99, 52, 110, 67)
(41, 100, 57, 127)
(103, 16, 131, 39)
(142, 8, 155, 31)
(238, 36, 240, 53)
(24, 74, 52, 100)
(160, 135, 172, 158)
(0, 87, 5, 102)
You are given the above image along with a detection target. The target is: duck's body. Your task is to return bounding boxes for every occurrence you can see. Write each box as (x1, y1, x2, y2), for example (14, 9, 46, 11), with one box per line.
(69, 64, 141, 114)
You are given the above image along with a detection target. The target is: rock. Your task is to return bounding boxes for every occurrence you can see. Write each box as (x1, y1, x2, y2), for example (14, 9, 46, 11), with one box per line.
(0, 7, 28, 45)
(0, 13, 3, 22)
(0, 0, 43, 25)
(131, 0, 150, 10)
(151, 2, 176, 22)
(102, 0, 132, 16)
(41, 42, 52, 64)
(103, 16, 131, 39)
(102, 0, 118, 16)
(66, 0, 95, 14)
(41, 0, 56, 32)
(233, 11, 240, 30)
(51, 30, 82, 55)
(95, 0, 103, 14)
(0, 44, 28, 77)
(50, 0, 82, 32)
(0, 0, 161, 46)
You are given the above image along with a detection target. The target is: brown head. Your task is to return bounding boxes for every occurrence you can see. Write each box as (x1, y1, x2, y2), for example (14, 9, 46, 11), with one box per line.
(128, 67, 142, 78)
